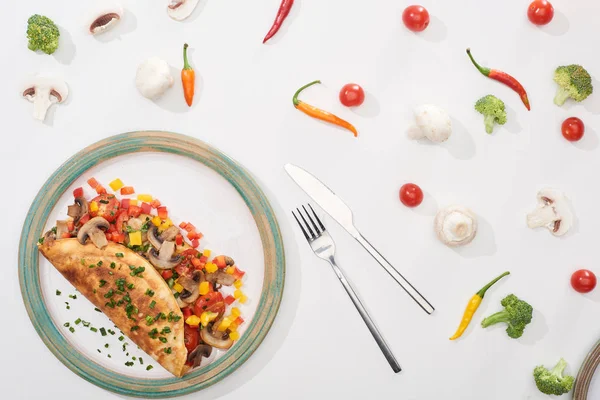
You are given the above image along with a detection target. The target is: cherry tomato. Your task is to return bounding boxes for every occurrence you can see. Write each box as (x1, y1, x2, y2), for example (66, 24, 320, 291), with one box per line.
(402, 5, 430, 32)
(571, 269, 597, 293)
(339, 84, 365, 107)
(89, 194, 120, 222)
(561, 117, 585, 142)
(527, 0, 554, 25)
(399, 183, 424, 207)
(184, 325, 199, 352)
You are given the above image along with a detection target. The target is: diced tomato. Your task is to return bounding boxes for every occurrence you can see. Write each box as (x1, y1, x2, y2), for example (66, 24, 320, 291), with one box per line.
(157, 207, 168, 219)
(105, 232, 113, 241)
(234, 317, 245, 326)
(108, 223, 118, 233)
(187, 231, 196, 240)
(78, 213, 90, 226)
(120, 199, 130, 209)
(184, 223, 195, 232)
(182, 307, 193, 319)
(194, 292, 224, 317)
(151, 199, 162, 209)
(128, 205, 142, 218)
(114, 210, 129, 233)
(61, 232, 71, 239)
(179, 222, 188, 229)
(95, 185, 107, 195)
(73, 187, 84, 198)
(184, 325, 199, 353)
(214, 256, 226, 269)
(224, 295, 235, 305)
(141, 202, 152, 215)
(161, 270, 174, 280)
(232, 267, 245, 280)
(191, 257, 202, 268)
(120, 186, 135, 195)
(87, 178, 99, 189)
(111, 232, 125, 243)
(89, 194, 120, 222)
(66, 220, 75, 232)
(199, 255, 208, 263)
(191, 239, 199, 248)
(175, 234, 183, 246)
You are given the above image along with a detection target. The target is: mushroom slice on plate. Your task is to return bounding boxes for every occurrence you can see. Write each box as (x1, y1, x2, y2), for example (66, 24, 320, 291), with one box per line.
(22, 77, 68, 121)
(88, 3, 123, 35)
(434, 205, 478, 247)
(205, 270, 235, 286)
(67, 197, 88, 224)
(167, 0, 200, 21)
(187, 344, 212, 368)
(148, 240, 181, 269)
(77, 217, 110, 249)
(201, 322, 233, 350)
(526, 188, 573, 237)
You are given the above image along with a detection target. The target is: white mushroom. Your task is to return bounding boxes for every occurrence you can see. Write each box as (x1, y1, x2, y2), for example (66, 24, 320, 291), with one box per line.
(135, 57, 174, 100)
(434, 205, 478, 247)
(407, 104, 452, 143)
(22, 77, 68, 121)
(88, 3, 123, 35)
(526, 188, 573, 237)
(167, 0, 200, 21)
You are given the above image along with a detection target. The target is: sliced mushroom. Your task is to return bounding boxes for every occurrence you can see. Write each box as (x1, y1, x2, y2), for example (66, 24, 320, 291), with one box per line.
(147, 225, 163, 250)
(187, 344, 212, 368)
(160, 226, 180, 242)
(148, 240, 181, 269)
(526, 188, 573, 237)
(167, 0, 200, 21)
(205, 270, 235, 286)
(172, 288, 187, 308)
(88, 3, 123, 35)
(77, 217, 110, 249)
(201, 323, 233, 350)
(434, 206, 478, 247)
(41, 228, 56, 244)
(67, 197, 88, 224)
(56, 220, 69, 238)
(22, 77, 69, 121)
(178, 274, 200, 304)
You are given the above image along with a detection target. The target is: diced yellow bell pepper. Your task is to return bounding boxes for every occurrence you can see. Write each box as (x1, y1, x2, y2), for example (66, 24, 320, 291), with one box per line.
(217, 317, 232, 332)
(89, 201, 99, 213)
(226, 266, 235, 275)
(199, 281, 210, 296)
(137, 194, 153, 202)
(203, 249, 211, 258)
(185, 315, 201, 327)
(234, 280, 243, 289)
(229, 331, 240, 341)
(231, 307, 241, 318)
(229, 322, 239, 332)
(205, 263, 218, 274)
(109, 179, 124, 191)
(129, 199, 138, 206)
(200, 311, 219, 327)
(159, 219, 173, 231)
(173, 282, 184, 293)
(239, 295, 248, 304)
(233, 289, 243, 299)
(152, 216, 162, 227)
(129, 231, 142, 246)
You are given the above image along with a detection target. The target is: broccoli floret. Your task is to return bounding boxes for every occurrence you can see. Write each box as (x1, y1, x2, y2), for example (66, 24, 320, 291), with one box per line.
(481, 294, 533, 338)
(533, 358, 575, 396)
(474, 95, 507, 134)
(26, 14, 60, 55)
(554, 65, 593, 106)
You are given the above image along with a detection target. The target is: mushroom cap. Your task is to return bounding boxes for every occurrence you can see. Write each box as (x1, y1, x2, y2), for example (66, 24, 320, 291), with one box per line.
(88, 3, 123, 35)
(167, 0, 200, 21)
(77, 216, 110, 249)
(410, 104, 452, 143)
(135, 57, 174, 100)
(434, 205, 477, 247)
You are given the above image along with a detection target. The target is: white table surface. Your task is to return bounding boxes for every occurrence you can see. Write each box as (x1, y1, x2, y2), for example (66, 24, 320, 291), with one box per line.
(3, 0, 600, 399)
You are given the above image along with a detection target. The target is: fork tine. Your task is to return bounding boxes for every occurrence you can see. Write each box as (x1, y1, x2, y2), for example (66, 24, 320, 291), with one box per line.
(292, 211, 310, 241)
(297, 207, 316, 238)
(303, 205, 321, 235)
(308, 204, 326, 231)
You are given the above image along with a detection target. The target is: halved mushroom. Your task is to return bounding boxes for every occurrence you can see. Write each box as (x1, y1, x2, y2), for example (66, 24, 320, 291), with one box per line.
(160, 226, 180, 242)
(147, 225, 180, 250)
(526, 188, 573, 237)
(167, 0, 200, 21)
(187, 344, 212, 368)
(148, 240, 181, 269)
(201, 323, 233, 350)
(22, 77, 69, 121)
(77, 217, 110, 249)
(67, 197, 88, 224)
(205, 270, 235, 286)
(88, 3, 123, 35)
(434, 205, 478, 247)
(178, 272, 201, 304)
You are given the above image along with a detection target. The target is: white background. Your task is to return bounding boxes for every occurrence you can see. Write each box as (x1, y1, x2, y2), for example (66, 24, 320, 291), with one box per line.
(2, 0, 600, 399)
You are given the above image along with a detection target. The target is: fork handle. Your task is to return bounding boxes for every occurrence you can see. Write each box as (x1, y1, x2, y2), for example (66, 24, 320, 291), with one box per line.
(328, 257, 401, 373)
(355, 234, 435, 315)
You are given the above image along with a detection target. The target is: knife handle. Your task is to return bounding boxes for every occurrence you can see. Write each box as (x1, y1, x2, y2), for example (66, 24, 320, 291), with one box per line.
(355, 234, 435, 315)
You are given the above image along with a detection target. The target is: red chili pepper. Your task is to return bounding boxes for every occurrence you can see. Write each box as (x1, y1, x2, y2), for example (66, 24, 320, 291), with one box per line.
(466, 48, 531, 111)
(263, 0, 294, 43)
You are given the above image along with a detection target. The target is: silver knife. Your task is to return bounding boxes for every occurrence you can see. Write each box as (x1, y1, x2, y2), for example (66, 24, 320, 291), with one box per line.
(285, 163, 435, 315)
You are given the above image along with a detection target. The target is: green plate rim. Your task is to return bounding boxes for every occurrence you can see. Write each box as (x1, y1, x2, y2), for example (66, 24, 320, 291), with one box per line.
(18, 131, 285, 398)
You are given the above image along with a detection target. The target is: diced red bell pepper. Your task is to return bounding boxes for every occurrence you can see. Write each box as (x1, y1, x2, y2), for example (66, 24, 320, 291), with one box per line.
(184, 223, 195, 232)
(234, 316, 245, 325)
(199, 255, 208, 263)
(111, 232, 125, 243)
(141, 202, 152, 215)
(120, 186, 135, 195)
(161, 270, 174, 280)
(95, 185, 107, 195)
(182, 307, 193, 319)
(175, 234, 183, 246)
(191, 257, 202, 269)
(191, 239, 199, 248)
(61, 232, 72, 239)
(232, 267, 245, 280)
(87, 178, 99, 189)
(213, 256, 227, 269)
(179, 222, 188, 229)
(78, 214, 90, 226)
(105, 232, 113, 241)
(128, 205, 142, 218)
(120, 199, 130, 209)
(108, 223, 118, 233)
(66, 220, 75, 232)
(187, 231, 197, 240)
(157, 207, 168, 219)
(73, 187, 84, 198)
(224, 295, 235, 305)
(151, 199, 162, 209)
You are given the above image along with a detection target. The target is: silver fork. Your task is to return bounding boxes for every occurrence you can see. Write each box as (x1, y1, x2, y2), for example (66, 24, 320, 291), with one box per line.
(293, 204, 401, 373)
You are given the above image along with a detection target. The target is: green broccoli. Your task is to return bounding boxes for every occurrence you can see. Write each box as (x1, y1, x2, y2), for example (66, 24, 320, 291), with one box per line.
(480, 294, 532, 338)
(533, 358, 575, 396)
(26, 14, 60, 55)
(474, 95, 507, 134)
(554, 65, 593, 106)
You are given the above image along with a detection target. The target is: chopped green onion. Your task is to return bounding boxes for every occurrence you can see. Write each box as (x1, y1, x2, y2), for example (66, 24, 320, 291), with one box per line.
(139, 357, 144, 365)
(104, 289, 115, 298)
(75, 318, 82, 325)
(125, 361, 134, 367)
(63, 322, 70, 327)
(90, 327, 98, 333)
(82, 320, 91, 327)
(104, 343, 109, 348)
(164, 347, 172, 354)
(145, 316, 154, 326)
(108, 329, 116, 335)
(97, 261, 103, 266)
(149, 300, 156, 309)
(127, 283, 135, 290)
(69, 327, 75, 333)
(100, 328, 107, 336)
(158, 337, 167, 343)
(146, 365, 153, 371)
(160, 327, 171, 335)
(94, 307, 102, 313)
(110, 262, 116, 269)
(148, 328, 159, 339)
(116, 253, 124, 258)
(99, 279, 107, 287)
(131, 326, 140, 332)
(118, 336, 125, 341)
(145, 288, 155, 297)
(56, 290, 61, 296)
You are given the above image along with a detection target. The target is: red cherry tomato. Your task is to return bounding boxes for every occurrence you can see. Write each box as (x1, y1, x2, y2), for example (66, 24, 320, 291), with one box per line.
(571, 269, 597, 293)
(527, 0, 554, 25)
(561, 117, 585, 142)
(399, 183, 424, 207)
(402, 5, 430, 32)
(339, 84, 365, 107)
(184, 325, 199, 352)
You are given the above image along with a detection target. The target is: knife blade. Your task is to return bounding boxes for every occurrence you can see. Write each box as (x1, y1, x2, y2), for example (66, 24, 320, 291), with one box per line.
(285, 163, 434, 314)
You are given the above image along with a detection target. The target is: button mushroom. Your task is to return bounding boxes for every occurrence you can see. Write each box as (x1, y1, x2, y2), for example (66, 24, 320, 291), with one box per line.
(200, 322, 233, 350)
(187, 344, 212, 368)
(205, 270, 235, 286)
(22, 77, 68, 121)
(147, 240, 182, 270)
(77, 217, 110, 249)
(147, 225, 180, 250)
(67, 197, 88, 225)
(526, 188, 573, 237)
(135, 57, 174, 100)
(177, 271, 203, 304)
(167, 0, 200, 21)
(88, 3, 123, 35)
(407, 104, 452, 143)
(434, 205, 478, 247)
